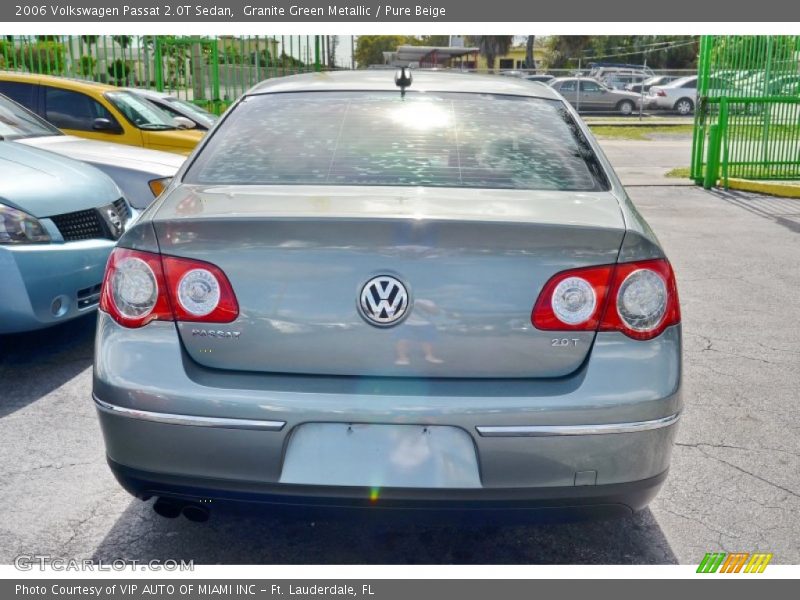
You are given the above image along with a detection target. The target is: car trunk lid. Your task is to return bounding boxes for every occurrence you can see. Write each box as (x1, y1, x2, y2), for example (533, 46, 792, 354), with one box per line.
(153, 185, 626, 378)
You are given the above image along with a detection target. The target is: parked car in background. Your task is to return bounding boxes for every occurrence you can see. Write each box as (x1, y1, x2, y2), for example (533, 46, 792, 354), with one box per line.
(779, 80, 800, 96)
(0, 73, 204, 154)
(590, 66, 653, 81)
(647, 75, 731, 115)
(0, 142, 134, 333)
(715, 69, 757, 84)
(498, 70, 527, 77)
(94, 70, 682, 523)
(549, 77, 643, 115)
(625, 76, 681, 94)
(0, 94, 181, 208)
(736, 73, 800, 96)
(498, 72, 555, 84)
(524, 74, 555, 83)
(602, 73, 649, 90)
(124, 88, 219, 131)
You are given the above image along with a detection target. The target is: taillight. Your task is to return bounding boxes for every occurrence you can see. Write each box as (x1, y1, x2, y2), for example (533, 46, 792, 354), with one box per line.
(100, 248, 238, 328)
(100, 248, 172, 328)
(532, 259, 680, 340)
(656, 89, 667, 97)
(532, 264, 615, 331)
(599, 259, 680, 340)
(162, 255, 238, 322)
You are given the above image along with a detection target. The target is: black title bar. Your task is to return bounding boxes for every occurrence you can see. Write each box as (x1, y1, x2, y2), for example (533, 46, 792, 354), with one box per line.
(4, 0, 800, 22)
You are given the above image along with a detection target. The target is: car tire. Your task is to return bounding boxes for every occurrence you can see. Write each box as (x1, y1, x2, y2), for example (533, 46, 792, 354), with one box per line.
(674, 98, 694, 115)
(617, 100, 635, 116)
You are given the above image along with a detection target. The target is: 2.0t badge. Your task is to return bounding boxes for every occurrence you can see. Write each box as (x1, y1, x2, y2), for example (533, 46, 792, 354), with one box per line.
(358, 275, 410, 327)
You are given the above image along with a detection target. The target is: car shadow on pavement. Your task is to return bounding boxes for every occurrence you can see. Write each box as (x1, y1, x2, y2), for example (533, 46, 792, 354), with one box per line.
(91, 498, 678, 564)
(0, 313, 96, 418)
(712, 189, 800, 234)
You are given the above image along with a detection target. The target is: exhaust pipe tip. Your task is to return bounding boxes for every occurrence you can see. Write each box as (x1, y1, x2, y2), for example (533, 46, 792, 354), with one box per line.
(182, 503, 210, 523)
(152, 497, 182, 519)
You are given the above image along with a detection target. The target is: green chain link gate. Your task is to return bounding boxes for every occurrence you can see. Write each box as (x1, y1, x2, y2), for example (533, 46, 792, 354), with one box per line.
(691, 35, 800, 188)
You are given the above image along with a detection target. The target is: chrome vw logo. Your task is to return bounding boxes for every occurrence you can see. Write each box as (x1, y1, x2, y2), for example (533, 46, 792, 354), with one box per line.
(358, 276, 409, 327)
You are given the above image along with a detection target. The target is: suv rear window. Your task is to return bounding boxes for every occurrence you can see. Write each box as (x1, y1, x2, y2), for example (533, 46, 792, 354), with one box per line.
(185, 91, 609, 191)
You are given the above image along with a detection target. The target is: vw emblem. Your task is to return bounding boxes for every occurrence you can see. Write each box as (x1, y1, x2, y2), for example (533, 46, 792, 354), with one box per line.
(358, 275, 409, 327)
(106, 208, 123, 237)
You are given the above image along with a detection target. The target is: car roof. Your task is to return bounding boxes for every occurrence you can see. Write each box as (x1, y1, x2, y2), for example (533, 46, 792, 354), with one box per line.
(550, 76, 603, 83)
(0, 70, 119, 93)
(665, 75, 696, 86)
(247, 70, 563, 100)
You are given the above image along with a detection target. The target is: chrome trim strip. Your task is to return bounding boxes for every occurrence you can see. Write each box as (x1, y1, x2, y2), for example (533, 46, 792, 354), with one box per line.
(476, 412, 681, 437)
(94, 397, 285, 431)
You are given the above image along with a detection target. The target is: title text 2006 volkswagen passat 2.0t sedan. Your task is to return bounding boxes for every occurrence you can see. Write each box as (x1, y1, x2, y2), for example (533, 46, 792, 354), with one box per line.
(93, 70, 681, 523)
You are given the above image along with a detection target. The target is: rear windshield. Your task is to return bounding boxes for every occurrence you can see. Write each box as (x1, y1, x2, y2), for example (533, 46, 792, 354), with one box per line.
(185, 91, 609, 191)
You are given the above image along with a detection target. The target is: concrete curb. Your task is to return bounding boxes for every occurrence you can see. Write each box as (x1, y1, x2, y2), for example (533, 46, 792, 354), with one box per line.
(726, 178, 800, 198)
(586, 120, 692, 127)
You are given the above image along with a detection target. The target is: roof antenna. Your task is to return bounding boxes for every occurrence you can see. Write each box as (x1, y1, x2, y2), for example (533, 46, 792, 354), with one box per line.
(395, 67, 412, 97)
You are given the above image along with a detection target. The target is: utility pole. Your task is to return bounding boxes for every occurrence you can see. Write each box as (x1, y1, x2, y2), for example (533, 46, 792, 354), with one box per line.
(640, 53, 647, 121)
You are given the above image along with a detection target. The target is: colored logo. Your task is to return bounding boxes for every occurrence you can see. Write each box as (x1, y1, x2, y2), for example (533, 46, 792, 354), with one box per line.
(697, 552, 773, 573)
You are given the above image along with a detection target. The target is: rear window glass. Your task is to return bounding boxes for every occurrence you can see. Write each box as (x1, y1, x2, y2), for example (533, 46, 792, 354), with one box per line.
(185, 91, 609, 191)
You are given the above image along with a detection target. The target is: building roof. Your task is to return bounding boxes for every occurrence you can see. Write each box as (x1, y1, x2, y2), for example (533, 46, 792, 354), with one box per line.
(247, 70, 562, 100)
(382, 45, 479, 67)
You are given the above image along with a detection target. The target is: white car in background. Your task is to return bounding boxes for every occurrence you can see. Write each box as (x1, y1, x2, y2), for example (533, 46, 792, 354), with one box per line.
(647, 75, 732, 115)
(124, 88, 219, 131)
(0, 93, 182, 208)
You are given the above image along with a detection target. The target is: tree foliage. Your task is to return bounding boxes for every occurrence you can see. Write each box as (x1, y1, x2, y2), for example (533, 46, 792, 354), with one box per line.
(409, 35, 451, 47)
(543, 36, 699, 69)
(355, 35, 409, 67)
(466, 36, 514, 72)
(16, 41, 66, 75)
(107, 58, 132, 85)
(76, 54, 96, 76)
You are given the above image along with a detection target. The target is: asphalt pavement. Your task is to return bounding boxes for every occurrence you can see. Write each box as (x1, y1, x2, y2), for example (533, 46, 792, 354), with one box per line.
(1, 136, 798, 565)
(600, 136, 693, 186)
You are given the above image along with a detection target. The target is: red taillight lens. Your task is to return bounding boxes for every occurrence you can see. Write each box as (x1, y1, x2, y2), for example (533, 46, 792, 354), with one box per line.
(100, 248, 172, 328)
(532, 259, 680, 341)
(100, 248, 238, 328)
(656, 89, 667, 97)
(162, 255, 238, 323)
(532, 264, 615, 331)
(599, 259, 680, 340)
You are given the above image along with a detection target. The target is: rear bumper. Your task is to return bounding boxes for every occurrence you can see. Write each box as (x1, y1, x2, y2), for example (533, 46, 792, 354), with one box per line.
(93, 313, 682, 514)
(108, 458, 669, 522)
(646, 97, 673, 110)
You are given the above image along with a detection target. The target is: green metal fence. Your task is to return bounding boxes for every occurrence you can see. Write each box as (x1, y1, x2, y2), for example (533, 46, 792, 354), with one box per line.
(0, 35, 336, 114)
(692, 35, 800, 187)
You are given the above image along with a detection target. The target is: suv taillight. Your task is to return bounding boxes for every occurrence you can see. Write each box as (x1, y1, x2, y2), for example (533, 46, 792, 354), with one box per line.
(532, 259, 680, 341)
(100, 248, 239, 328)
